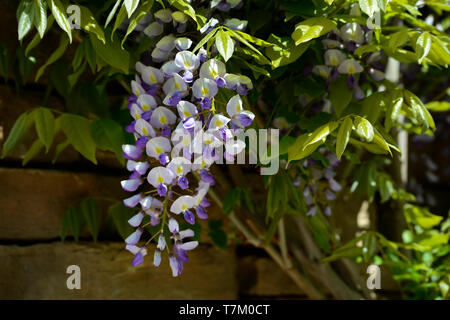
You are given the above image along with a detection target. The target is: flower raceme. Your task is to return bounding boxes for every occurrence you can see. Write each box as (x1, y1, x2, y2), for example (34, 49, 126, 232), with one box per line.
(311, 13, 386, 102)
(121, 38, 255, 276)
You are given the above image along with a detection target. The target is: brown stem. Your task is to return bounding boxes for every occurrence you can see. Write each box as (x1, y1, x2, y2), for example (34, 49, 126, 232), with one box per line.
(291, 217, 365, 300)
(207, 186, 325, 299)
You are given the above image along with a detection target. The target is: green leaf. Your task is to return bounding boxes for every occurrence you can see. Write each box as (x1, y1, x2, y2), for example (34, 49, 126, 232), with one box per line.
(32, 0, 47, 39)
(25, 15, 54, 56)
(417, 231, 449, 248)
(222, 188, 241, 214)
(266, 34, 309, 68)
(17, 0, 35, 41)
(354, 116, 374, 142)
(372, 129, 392, 156)
(112, 4, 128, 40)
(79, 5, 106, 44)
(404, 89, 435, 130)
(291, 17, 336, 45)
(236, 46, 271, 66)
(323, 233, 369, 262)
(1, 112, 33, 158)
(216, 29, 234, 62)
(388, 30, 409, 51)
(121, 0, 154, 47)
(359, 0, 379, 18)
(231, 30, 273, 48)
(226, 29, 267, 57)
(354, 44, 381, 58)
(22, 139, 44, 165)
(52, 139, 70, 164)
(415, 32, 432, 64)
(241, 60, 270, 78)
(91, 119, 125, 164)
(193, 28, 217, 53)
(404, 204, 443, 229)
(362, 231, 377, 262)
(328, 77, 353, 117)
(385, 92, 403, 131)
(439, 281, 449, 299)
(303, 121, 338, 150)
(106, 0, 123, 27)
(429, 35, 450, 67)
(61, 206, 84, 242)
(288, 133, 324, 163)
(32, 107, 55, 152)
(336, 117, 353, 160)
(80, 198, 100, 242)
(360, 92, 385, 124)
(68, 60, 87, 88)
(124, 0, 140, 17)
(350, 137, 389, 155)
(59, 113, 97, 164)
(377, 0, 389, 12)
(49, 0, 72, 43)
(90, 33, 129, 74)
(266, 174, 288, 220)
(108, 202, 135, 240)
(72, 42, 85, 70)
(169, 0, 199, 28)
(426, 101, 450, 112)
(35, 34, 69, 81)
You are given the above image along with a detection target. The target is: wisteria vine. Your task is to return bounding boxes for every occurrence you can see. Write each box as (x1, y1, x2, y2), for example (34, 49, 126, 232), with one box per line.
(120, 1, 255, 276)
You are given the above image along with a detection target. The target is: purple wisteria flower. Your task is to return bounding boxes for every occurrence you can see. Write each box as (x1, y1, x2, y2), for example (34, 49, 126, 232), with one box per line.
(120, 13, 255, 276)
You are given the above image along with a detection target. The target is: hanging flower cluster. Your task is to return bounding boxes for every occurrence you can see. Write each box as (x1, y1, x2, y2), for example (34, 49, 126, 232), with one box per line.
(120, 9, 255, 276)
(300, 151, 342, 217)
(311, 5, 386, 101)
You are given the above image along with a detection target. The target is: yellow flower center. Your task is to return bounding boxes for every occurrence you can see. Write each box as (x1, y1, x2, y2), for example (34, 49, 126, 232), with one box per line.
(201, 87, 209, 96)
(142, 104, 150, 111)
(155, 147, 163, 155)
(142, 127, 148, 135)
(149, 75, 156, 83)
(157, 176, 164, 184)
(181, 204, 187, 211)
(331, 57, 338, 66)
(347, 65, 355, 74)
(177, 167, 183, 175)
(160, 116, 167, 125)
(183, 110, 191, 117)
